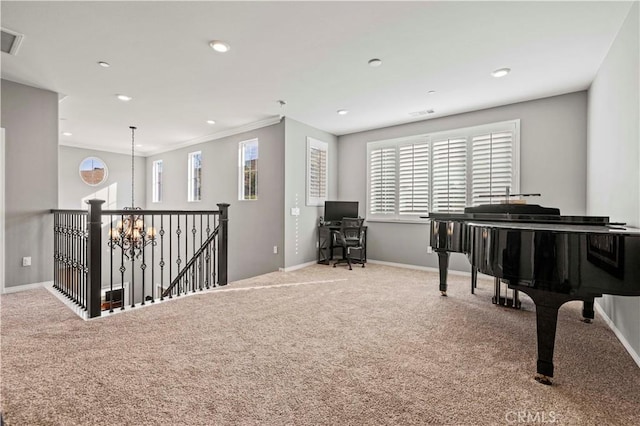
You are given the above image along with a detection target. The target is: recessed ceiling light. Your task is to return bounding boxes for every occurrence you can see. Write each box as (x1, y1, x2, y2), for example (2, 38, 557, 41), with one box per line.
(209, 40, 230, 53)
(98, 61, 110, 68)
(206, 120, 216, 125)
(337, 109, 349, 115)
(491, 67, 511, 78)
(116, 94, 132, 102)
(368, 58, 382, 67)
(62, 132, 72, 136)
(427, 90, 436, 95)
(136, 144, 143, 147)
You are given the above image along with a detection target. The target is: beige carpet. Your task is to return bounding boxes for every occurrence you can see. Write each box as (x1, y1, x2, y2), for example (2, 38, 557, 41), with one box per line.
(1, 264, 639, 425)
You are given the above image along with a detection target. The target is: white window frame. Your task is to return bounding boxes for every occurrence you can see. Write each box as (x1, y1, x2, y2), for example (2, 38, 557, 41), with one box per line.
(366, 120, 520, 221)
(152, 159, 163, 203)
(238, 138, 258, 200)
(306, 137, 329, 206)
(187, 151, 202, 202)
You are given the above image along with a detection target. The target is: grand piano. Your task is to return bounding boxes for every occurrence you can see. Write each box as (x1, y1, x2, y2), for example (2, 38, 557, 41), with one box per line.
(428, 201, 640, 385)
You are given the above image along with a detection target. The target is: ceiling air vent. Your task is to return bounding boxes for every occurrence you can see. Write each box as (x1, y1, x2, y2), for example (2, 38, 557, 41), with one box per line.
(409, 109, 435, 117)
(1, 27, 24, 55)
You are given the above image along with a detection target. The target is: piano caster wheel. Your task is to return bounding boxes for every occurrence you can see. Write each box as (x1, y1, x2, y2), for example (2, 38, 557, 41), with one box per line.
(534, 374, 553, 386)
(440, 291, 447, 297)
(581, 318, 592, 324)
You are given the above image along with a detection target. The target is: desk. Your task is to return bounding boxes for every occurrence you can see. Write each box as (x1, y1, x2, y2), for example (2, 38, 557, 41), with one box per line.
(317, 223, 367, 265)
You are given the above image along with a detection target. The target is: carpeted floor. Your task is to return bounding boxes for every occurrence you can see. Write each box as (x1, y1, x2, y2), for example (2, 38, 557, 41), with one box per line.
(1, 264, 639, 425)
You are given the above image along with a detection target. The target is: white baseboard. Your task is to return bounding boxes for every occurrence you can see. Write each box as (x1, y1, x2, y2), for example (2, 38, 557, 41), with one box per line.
(594, 302, 640, 368)
(279, 260, 317, 272)
(366, 259, 440, 273)
(2, 280, 51, 294)
(366, 259, 494, 280)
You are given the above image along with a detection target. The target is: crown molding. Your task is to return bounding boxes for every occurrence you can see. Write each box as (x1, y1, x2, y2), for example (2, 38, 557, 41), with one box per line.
(58, 141, 147, 157)
(59, 116, 283, 157)
(145, 116, 283, 157)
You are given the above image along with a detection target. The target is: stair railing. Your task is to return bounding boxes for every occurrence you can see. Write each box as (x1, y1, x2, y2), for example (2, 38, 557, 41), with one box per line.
(51, 201, 229, 318)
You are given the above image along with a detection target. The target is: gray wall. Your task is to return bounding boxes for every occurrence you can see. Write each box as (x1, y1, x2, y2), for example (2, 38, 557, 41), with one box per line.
(1, 80, 58, 288)
(283, 117, 338, 269)
(587, 3, 639, 358)
(59, 146, 147, 210)
(145, 121, 285, 282)
(338, 91, 588, 271)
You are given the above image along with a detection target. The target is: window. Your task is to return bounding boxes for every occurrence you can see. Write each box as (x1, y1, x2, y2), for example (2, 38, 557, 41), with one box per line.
(152, 160, 163, 203)
(431, 137, 467, 212)
(367, 120, 519, 220)
(471, 131, 514, 205)
(306, 137, 328, 206)
(239, 139, 258, 200)
(188, 151, 202, 202)
(369, 145, 397, 216)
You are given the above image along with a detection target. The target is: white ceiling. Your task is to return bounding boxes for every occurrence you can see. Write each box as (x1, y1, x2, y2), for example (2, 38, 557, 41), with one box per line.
(0, 1, 634, 156)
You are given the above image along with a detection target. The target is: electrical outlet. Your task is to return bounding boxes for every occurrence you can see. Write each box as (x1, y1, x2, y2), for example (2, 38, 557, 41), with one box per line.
(427, 246, 433, 254)
(273, 245, 278, 254)
(22, 256, 32, 267)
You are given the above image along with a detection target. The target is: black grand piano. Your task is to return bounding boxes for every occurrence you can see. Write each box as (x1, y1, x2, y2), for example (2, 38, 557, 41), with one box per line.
(428, 201, 640, 385)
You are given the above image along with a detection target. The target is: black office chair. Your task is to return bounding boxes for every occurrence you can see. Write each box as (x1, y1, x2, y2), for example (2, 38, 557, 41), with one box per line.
(332, 217, 365, 270)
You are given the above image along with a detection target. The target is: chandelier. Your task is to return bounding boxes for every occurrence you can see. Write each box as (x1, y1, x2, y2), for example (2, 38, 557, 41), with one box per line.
(108, 126, 156, 259)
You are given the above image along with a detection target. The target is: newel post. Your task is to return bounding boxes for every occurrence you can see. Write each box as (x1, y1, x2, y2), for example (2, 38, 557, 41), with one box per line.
(217, 203, 229, 286)
(86, 199, 104, 318)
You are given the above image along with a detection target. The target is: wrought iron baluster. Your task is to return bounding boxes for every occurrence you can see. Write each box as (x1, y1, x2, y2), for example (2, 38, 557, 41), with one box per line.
(192, 214, 196, 292)
(140, 213, 146, 306)
(109, 214, 114, 313)
(151, 214, 155, 303)
(211, 215, 220, 287)
(176, 214, 182, 296)
(160, 215, 165, 300)
(169, 214, 173, 298)
(119, 213, 126, 310)
(80, 213, 85, 309)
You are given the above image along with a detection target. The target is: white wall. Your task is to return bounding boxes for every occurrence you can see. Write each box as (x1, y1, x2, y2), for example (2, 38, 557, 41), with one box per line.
(283, 118, 339, 269)
(1, 129, 5, 291)
(587, 3, 639, 359)
(59, 146, 147, 210)
(338, 91, 588, 270)
(1, 80, 58, 288)
(145, 121, 285, 282)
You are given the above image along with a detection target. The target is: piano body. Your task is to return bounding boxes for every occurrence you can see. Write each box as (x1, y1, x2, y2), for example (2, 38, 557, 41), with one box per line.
(428, 204, 640, 384)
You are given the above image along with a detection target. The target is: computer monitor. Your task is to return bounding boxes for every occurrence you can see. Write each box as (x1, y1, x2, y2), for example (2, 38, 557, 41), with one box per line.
(324, 201, 359, 223)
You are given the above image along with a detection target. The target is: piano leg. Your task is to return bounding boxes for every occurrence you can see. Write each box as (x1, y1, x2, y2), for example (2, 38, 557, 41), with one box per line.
(471, 266, 477, 294)
(582, 299, 595, 323)
(515, 287, 575, 386)
(436, 250, 449, 296)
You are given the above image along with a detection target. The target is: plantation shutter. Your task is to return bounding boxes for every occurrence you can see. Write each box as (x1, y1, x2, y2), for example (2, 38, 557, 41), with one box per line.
(369, 146, 397, 215)
(432, 137, 467, 212)
(399, 142, 429, 216)
(471, 131, 513, 205)
(306, 138, 328, 206)
(309, 146, 327, 199)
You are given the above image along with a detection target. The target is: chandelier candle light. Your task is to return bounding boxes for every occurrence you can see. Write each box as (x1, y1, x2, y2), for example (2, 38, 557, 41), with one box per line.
(108, 126, 156, 259)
